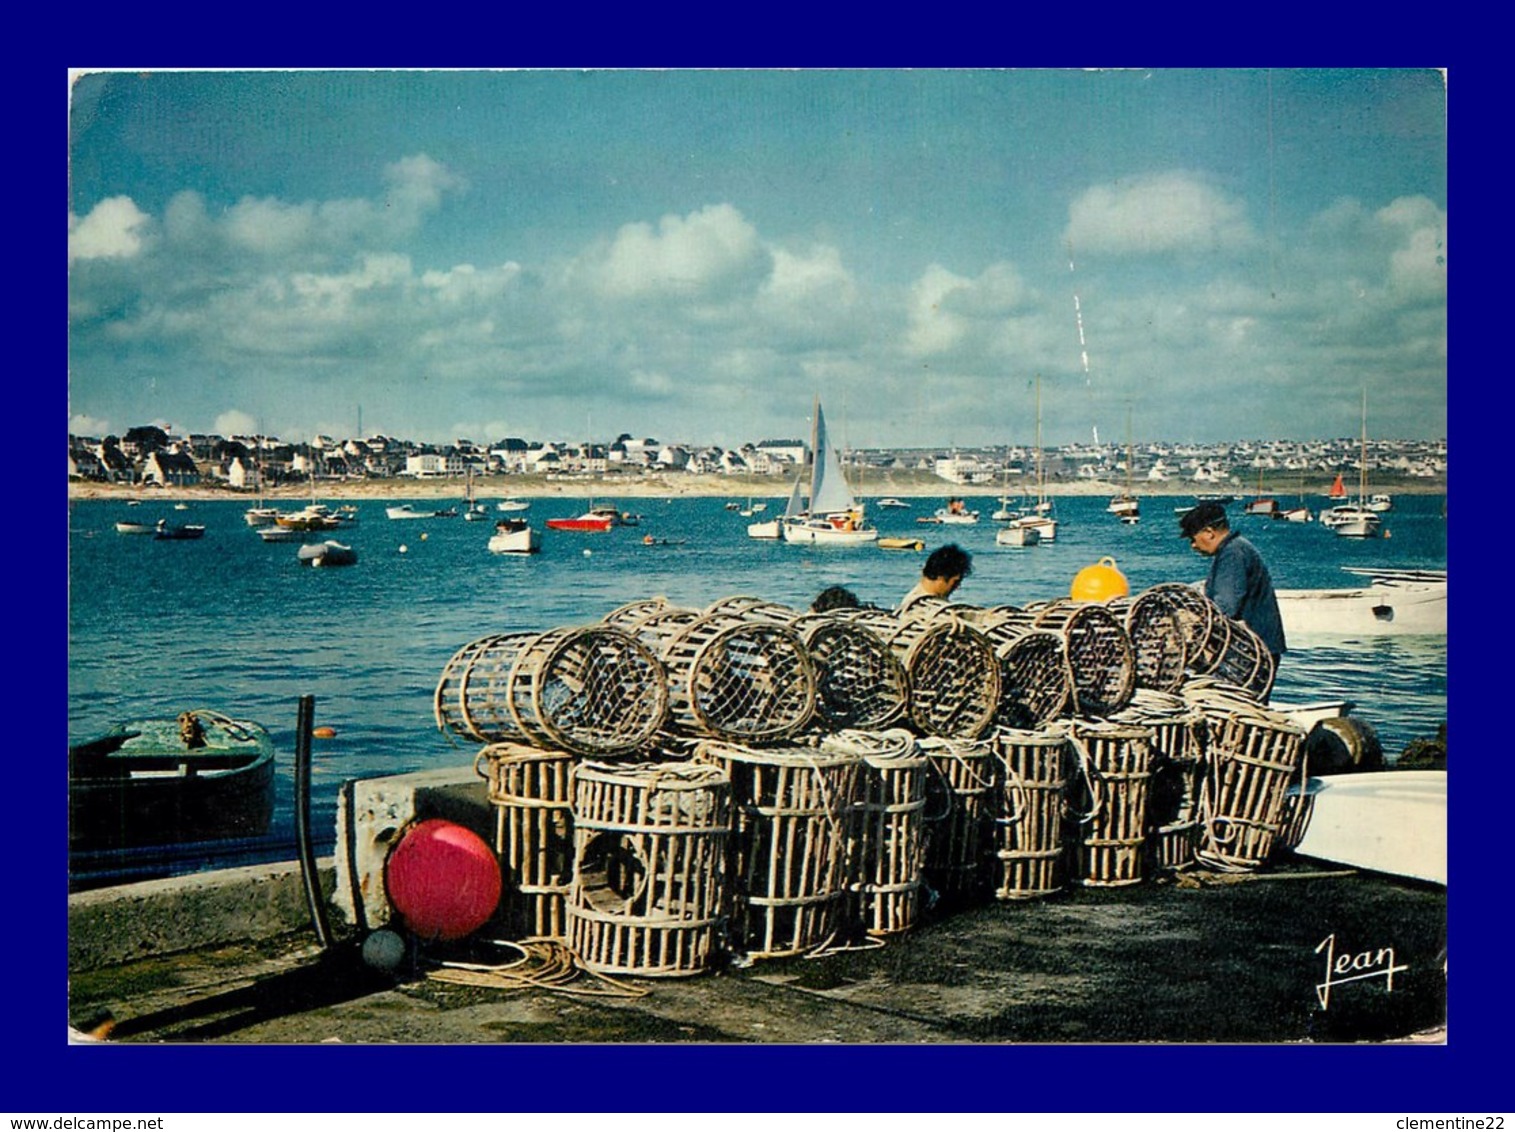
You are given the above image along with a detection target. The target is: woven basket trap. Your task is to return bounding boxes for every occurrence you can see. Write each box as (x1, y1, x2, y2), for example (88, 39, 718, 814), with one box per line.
(1065, 720, 1155, 888)
(819, 733, 929, 937)
(856, 611, 1000, 739)
(474, 742, 575, 940)
(1193, 706, 1305, 872)
(792, 613, 910, 731)
(1030, 601, 1135, 718)
(1143, 584, 1231, 674)
(1111, 592, 1189, 694)
(993, 727, 1071, 900)
(695, 740, 861, 958)
(661, 613, 817, 742)
(980, 613, 1071, 729)
(565, 760, 731, 977)
(435, 627, 669, 756)
(918, 737, 998, 903)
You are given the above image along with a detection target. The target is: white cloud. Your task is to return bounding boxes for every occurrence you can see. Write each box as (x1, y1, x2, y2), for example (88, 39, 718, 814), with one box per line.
(590, 203, 772, 300)
(214, 410, 259, 437)
(1067, 172, 1255, 256)
(70, 413, 112, 436)
(68, 196, 151, 263)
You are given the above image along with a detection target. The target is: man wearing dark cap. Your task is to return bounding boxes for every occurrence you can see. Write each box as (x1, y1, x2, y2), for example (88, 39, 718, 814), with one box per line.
(1179, 502, 1286, 662)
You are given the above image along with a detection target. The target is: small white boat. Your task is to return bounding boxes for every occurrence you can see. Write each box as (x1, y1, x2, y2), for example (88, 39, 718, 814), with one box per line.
(243, 506, 281, 528)
(995, 524, 1041, 547)
(1367, 493, 1394, 513)
(1276, 568, 1446, 637)
(297, 540, 357, 567)
(877, 498, 910, 509)
(1323, 505, 1382, 538)
(1287, 771, 1446, 886)
(115, 520, 153, 535)
(258, 525, 305, 543)
(153, 519, 205, 540)
(386, 503, 443, 520)
(746, 518, 783, 540)
(497, 499, 531, 513)
(487, 519, 540, 555)
(1006, 514, 1057, 542)
(1277, 505, 1314, 523)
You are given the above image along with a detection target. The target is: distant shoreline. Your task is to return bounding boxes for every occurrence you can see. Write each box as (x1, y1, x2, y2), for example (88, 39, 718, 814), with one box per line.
(67, 472, 1448, 504)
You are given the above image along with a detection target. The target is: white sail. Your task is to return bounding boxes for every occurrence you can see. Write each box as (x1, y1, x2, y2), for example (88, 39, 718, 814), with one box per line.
(807, 400, 857, 515)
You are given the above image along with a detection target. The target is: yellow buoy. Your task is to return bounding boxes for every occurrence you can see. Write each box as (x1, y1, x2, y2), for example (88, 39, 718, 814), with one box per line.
(312, 726, 337, 739)
(1071, 556, 1129, 602)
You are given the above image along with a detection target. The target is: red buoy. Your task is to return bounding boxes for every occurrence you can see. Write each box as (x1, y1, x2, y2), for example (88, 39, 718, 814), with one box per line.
(384, 819, 501, 942)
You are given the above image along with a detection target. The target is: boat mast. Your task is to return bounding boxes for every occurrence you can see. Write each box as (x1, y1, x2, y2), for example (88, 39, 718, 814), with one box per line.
(1359, 387, 1369, 505)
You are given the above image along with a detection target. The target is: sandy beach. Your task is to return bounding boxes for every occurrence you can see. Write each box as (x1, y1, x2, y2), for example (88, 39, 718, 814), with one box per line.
(67, 469, 1447, 504)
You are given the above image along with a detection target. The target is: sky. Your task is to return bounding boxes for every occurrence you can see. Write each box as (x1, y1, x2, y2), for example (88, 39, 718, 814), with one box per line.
(66, 68, 1447, 451)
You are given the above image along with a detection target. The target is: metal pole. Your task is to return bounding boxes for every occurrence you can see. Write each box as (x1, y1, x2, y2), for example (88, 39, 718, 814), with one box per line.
(294, 694, 333, 948)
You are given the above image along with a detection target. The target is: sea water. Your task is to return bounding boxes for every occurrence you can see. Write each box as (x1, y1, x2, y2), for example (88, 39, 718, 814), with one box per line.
(66, 491, 1447, 885)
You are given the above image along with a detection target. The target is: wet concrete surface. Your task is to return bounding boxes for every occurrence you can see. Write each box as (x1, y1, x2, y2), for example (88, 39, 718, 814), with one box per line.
(69, 863, 1447, 1045)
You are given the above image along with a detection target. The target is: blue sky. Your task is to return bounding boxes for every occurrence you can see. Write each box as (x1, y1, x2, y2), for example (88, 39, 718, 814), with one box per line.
(67, 68, 1446, 450)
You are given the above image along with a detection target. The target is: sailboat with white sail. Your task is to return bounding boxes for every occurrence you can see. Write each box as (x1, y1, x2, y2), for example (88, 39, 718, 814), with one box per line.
(751, 397, 878, 545)
(1107, 407, 1140, 523)
(1002, 376, 1058, 543)
(1322, 390, 1382, 539)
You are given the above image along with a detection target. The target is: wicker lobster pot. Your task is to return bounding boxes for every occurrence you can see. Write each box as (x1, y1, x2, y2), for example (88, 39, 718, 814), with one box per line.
(992, 726, 1072, 900)
(601, 599, 703, 651)
(1184, 690, 1307, 872)
(850, 609, 1001, 740)
(474, 742, 576, 940)
(978, 610, 1071, 730)
(1209, 620, 1278, 702)
(1029, 601, 1136, 718)
(1064, 719, 1156, 887)
(818, 730, 929, 937)
(564, 760, 732, 977)
(694, 739, 861, 958)
(1109, 592, 1189, 694)
(434, 626, 669, 756)
(792, 612, 911, 732)
(916, 736, 998, 905)
(657, 613, 817, 743)
(1111, 691, 1206, 872)
(1142, 584, 1232, 675)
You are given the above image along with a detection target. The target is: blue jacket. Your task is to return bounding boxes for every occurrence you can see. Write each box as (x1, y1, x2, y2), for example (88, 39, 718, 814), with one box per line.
(1206, 530, 1287, 656)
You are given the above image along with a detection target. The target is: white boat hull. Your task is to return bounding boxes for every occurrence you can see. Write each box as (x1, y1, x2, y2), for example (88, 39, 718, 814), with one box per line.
(1276, 580, 1446, 637)
(1009, 516, 1057, 542)
(995, 525, 1040, 547)
(782, 519, 880, 545)
(746, 519, 783, 540)
(488, 527, 540, 554)
(1288, 771, 1446, 886)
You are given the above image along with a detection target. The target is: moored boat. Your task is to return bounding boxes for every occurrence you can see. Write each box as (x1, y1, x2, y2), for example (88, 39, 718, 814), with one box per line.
(496, 498, 531, 513)
(546, 504, 620, 532)
(243, 506, 281, 527)
(772, 397, 879, 545)
(153, 519, 205, 540)
(995, 524, 1041, 547)
(876, 497, 910, 509)
(1275, 568, 1446, 637)
(275, 504, 344, 531)
(115, 520, 153, 535)
(488, 518, 541, 554)
(386, 503, 446, 520)
(296, 540, 358, 567)
(68, 711, 276, 851)
(1287, 770, 1446, 886)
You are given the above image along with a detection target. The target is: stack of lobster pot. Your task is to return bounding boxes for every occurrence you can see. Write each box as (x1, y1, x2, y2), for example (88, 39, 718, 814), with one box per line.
(991, 725, 1072, 900)
(1182, 679, 1307, 872)
(1062, 717, 1156, 887)
(564, 760, 732, 977)
(1110, 690, 1207, 872)
(1141, 583, 1232, 678)
(818, 729, 930, 937)
(436, 626, 672, 943)
(1024, 599, 1136, 718)
(917, 735, 999, 906)
(694, 738, 862, 959)
(847, 606, 1001, 740)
